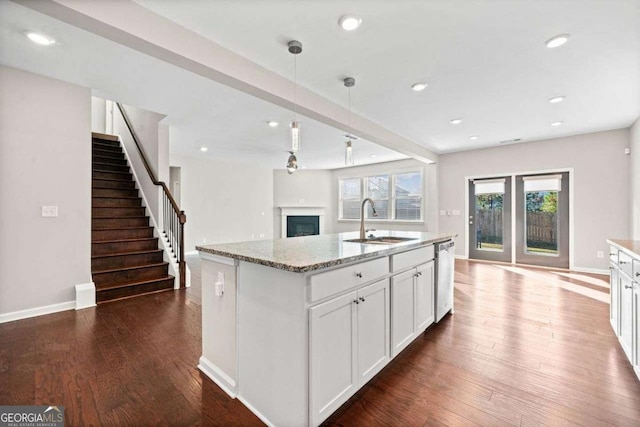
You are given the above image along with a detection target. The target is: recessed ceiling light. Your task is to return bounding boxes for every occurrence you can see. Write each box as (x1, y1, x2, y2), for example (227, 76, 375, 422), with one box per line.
(411, 82, 428, 92)
(469, 135, 479, 141)
(26, 32, 55, 46)
(200, 146, 208, 152)
(545, 34, 570, 48)
(267, 121, 279, 127)
(551, 121, 563, 127)
(549, 96, 565, 104)
(338, 15, 362, 31)
(450, 119, 462, 125)
(370, 154, 377, 158)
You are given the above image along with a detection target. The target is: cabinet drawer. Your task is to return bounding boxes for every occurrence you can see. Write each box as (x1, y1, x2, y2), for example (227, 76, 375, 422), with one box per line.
(619, 251, 633, 278)
(390, 245, 434, 273)
(310, 257, 388, 303)
(609, 246, 618, 264)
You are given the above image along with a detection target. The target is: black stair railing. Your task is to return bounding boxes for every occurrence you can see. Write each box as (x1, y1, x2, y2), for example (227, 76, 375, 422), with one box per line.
(115, 102, 186, 288)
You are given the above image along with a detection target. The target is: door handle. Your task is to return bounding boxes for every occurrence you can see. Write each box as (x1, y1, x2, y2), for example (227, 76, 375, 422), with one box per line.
(469, 221, 473, 225)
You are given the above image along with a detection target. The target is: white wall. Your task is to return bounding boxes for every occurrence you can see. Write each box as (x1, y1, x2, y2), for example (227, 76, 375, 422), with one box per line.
(171, 154, 274, 251)
(631, 117, 640, 240)
(439, 128, 631, 270)
(332, 159, 439, 234)
(91, 96, 106, 133)
(0, 66, 91, 318)
(113, 104, 167, 223)
(273, 170, 334, 238)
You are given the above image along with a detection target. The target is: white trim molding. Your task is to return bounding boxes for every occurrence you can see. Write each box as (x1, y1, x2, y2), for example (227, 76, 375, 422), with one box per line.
(75, 282, 96, 310)
(0, 300, 75, 324)
(198, 356, 237, 398)
(279, 206, 326, 238)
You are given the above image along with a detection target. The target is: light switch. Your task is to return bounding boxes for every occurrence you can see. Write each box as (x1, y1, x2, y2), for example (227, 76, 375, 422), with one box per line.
(41, 206, 58, 217)
(215, 272, 224, 296)
(440, 210, 446, 216)
(452, 210, 461, 216)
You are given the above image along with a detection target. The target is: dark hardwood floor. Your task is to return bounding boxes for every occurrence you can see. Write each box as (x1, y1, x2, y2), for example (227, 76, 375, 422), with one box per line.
(1, 260, 638, 426)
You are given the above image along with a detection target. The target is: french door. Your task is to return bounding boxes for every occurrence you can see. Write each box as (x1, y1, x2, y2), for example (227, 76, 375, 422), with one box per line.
(514, 172, 569, 268)
(468, 172, 570, 268)
(468, 177, 512, 263)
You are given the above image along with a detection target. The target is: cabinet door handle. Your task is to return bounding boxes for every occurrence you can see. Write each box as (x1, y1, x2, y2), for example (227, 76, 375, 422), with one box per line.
(355, 272, 363, 278)
(624, 284, 632, 289)
(359, 297, 366, 302)
(636, 272, 639, 277)
(620, 261, 628, 264)
(353, 299, 359, 304)
(609, 253, 616, 256)
(609, 266, 614, 270)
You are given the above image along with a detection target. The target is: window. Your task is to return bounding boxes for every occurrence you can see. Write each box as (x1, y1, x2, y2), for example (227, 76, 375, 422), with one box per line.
(395, 172, 422, 220)
(339, 170, 423, 221)
(339, 178, 361, 219)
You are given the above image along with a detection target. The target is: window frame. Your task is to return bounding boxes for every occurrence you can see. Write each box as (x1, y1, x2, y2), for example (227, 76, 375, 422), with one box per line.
(338, 167, 425, 223)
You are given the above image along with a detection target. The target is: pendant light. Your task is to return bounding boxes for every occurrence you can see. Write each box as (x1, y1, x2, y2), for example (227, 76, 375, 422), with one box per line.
(344, 77, 356, 166)
(286, 151, 298, 174)
(288, 40, 302, 153)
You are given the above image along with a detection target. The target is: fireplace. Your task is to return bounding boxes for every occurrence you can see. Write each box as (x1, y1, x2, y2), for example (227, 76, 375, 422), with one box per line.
(287, 216, 320, 238)
(279, 207, 325, 238)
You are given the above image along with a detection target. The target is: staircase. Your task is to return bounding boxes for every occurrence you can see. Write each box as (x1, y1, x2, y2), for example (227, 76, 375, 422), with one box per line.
(91, 133, 174, 303)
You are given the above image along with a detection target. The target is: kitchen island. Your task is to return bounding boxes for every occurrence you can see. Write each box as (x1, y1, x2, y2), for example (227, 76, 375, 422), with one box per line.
(196, 230, 456, 426)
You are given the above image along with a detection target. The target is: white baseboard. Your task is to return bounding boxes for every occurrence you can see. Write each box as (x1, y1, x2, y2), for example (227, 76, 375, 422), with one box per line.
(237, 395, 275, 427)
(634, 365, 640, 382)
(454, 254, 468, 260)
(75, 282, 96, 310)
(0, 300, 75, 324)
(571, 266, 610, 276)
(185, 250, 199, 256)
(198, 356, 237, 398)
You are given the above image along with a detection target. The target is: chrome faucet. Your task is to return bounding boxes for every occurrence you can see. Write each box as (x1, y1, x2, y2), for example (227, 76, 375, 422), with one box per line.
(360, 198, 378, 240)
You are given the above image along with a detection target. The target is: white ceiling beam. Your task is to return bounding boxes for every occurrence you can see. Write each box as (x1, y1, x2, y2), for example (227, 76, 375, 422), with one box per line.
(16, 0, 437, 164)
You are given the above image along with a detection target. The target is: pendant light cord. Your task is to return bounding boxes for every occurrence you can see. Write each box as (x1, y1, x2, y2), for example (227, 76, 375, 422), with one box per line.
(293, 53, 297, 122)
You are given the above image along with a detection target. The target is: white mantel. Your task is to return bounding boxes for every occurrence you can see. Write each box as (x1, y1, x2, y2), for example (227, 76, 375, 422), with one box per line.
(279, 206, 326, 238)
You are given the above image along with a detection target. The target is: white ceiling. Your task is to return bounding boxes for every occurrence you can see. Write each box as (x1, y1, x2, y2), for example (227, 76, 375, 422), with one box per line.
(0, 1, 406, 170)
(2, 0, 639, 169)
(135, 0, 640, 152)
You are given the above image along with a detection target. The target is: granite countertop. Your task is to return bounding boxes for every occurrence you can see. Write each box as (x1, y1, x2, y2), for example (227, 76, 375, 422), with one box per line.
(197, 230, 456, 273)
(607, 239, 640, 258)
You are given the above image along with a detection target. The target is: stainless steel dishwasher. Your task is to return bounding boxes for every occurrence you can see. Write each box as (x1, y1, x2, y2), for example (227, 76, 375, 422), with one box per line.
(435, 240, 455, 322)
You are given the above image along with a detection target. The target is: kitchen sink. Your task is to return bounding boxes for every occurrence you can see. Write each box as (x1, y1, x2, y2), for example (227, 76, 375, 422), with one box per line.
(344, 236, 418, 245)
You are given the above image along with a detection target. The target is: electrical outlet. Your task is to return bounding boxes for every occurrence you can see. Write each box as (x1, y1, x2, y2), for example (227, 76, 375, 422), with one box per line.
(298, 198, 305, 204)
(203, 237, 207, 243)
(596, 251, 604, 259)
(41, 206, 58, 217)
(440, 210, 446, 216)
(259, 233, 265, 238)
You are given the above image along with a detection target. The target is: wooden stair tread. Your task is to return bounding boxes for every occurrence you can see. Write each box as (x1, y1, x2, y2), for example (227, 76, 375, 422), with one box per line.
(92, 161, 129, 167)
(93, 237, 157, 244)
(92, 177, 134, 183)
(92, 195, 140, 200)
(91, 249, 163, 259)
(92, 132, 119, 141)
(95, 276, 174, 292)
(92, 262, 168, 275)
(93, 169, 131, 175)
(91, 226, 152, 231)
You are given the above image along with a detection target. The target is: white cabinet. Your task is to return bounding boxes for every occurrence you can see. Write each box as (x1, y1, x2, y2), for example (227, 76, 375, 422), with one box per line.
(415, 262, 435, 333)
(309, 279, 389, 426)
(620, 272, 634, 362)
(607, 240, 640, 380)
(633, 282, 640, 375)
(391, 260, 435, 357)
(610, 261, 620, 335)
(356, 279, 390, 386)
